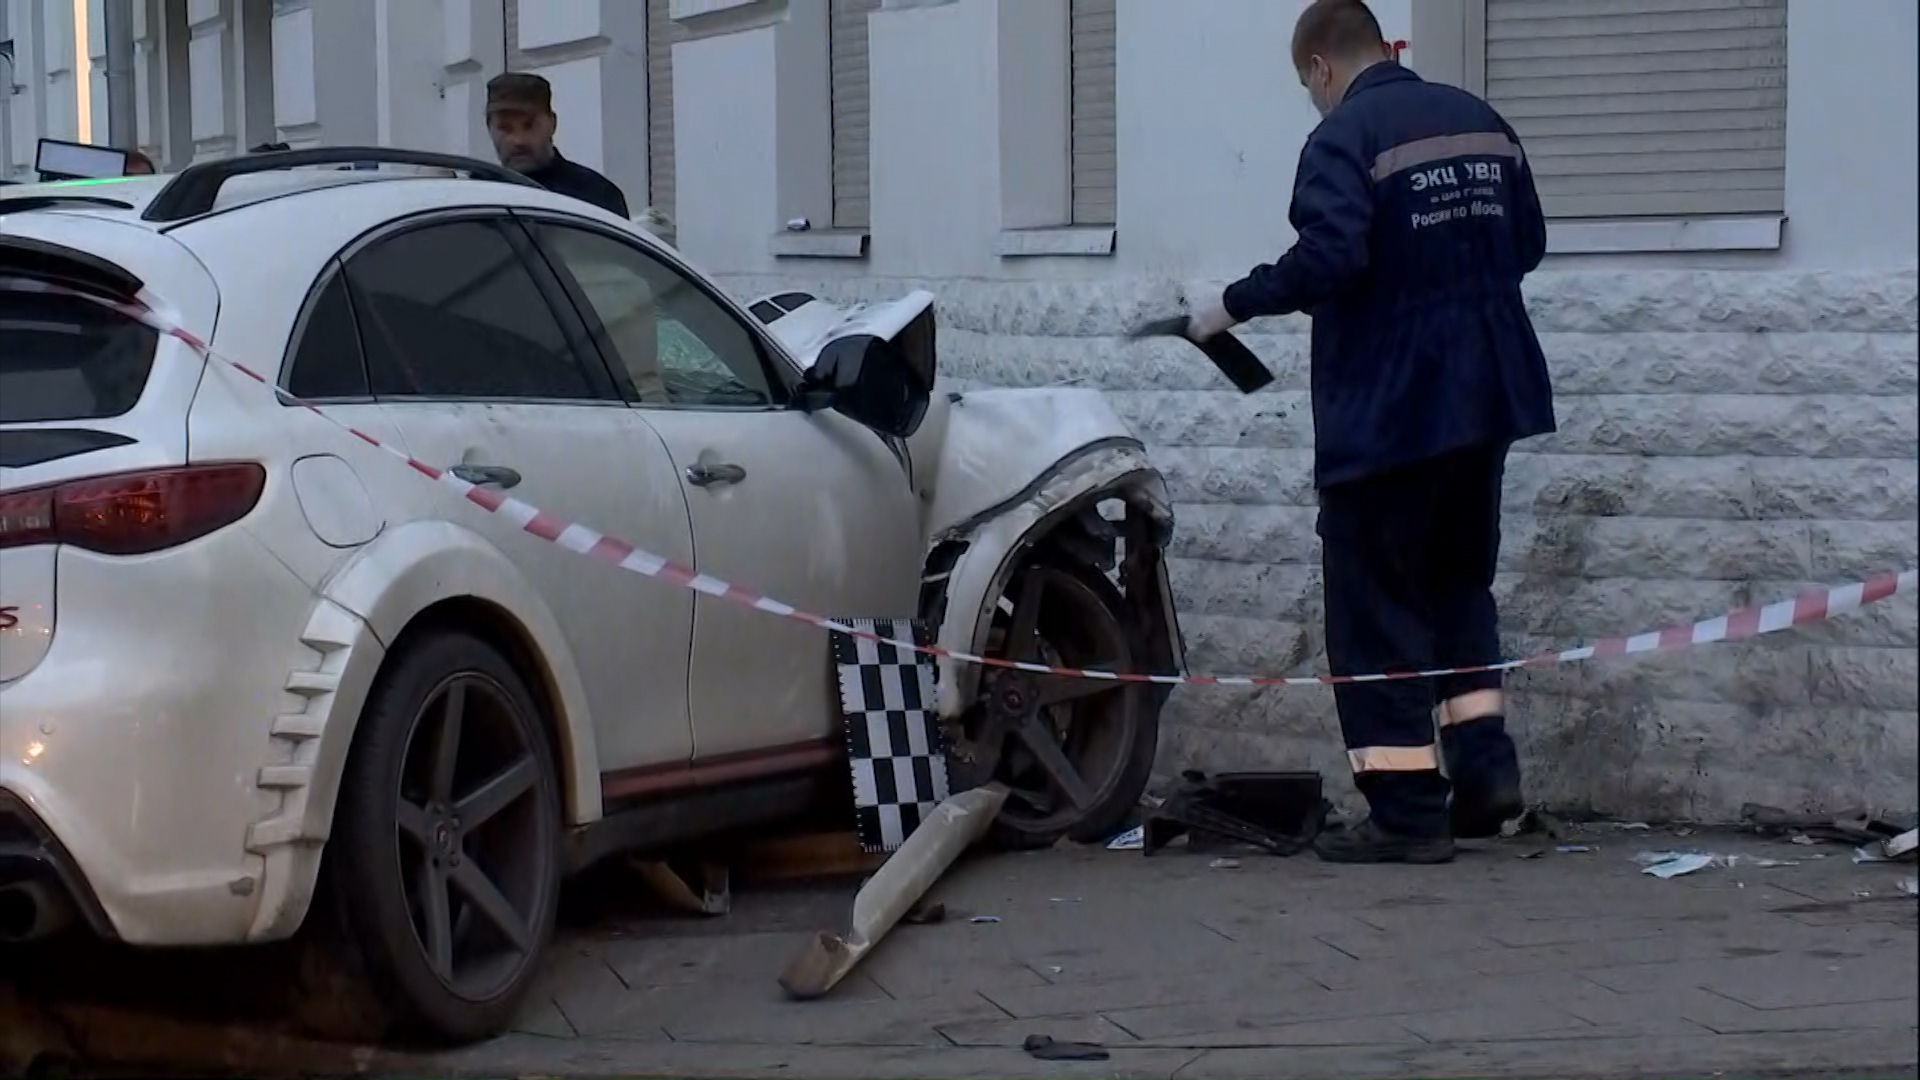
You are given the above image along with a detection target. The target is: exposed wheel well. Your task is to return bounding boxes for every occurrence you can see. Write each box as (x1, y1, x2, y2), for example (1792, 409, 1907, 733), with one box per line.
(921, 484, 1182, 705)
(381, 597, 575, 822)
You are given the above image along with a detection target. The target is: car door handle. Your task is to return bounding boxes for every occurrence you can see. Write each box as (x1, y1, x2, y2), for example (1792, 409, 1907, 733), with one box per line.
(685, 462, 747, 488)
(449, 463, 522, 489)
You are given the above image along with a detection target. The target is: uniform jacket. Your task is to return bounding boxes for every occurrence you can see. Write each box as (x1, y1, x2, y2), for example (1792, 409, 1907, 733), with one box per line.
(526, 152, 632, 219)
(1222, 63, 1556, 488)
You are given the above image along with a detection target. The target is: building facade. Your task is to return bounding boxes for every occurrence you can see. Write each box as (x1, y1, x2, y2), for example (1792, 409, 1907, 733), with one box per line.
(5, 0, 1915, 819)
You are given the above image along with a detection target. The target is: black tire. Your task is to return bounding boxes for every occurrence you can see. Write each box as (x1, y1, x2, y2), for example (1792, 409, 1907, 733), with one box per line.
(978, 554, 1162, 850)
(324, 631, 563, 1045)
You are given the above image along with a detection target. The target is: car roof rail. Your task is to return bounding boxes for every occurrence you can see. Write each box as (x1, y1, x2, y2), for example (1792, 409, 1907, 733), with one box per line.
(140, 146, 544, 223)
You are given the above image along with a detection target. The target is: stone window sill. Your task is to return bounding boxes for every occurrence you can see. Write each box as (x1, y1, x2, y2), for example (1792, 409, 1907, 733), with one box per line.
(994, 226, 1116, 258)
(1546, 215, 1784, 255)
(769, 230, 869, 260)
(670, 0, 783, 35)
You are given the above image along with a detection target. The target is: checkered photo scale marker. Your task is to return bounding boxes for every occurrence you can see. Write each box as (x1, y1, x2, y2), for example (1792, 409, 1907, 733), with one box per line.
(831, 618, 952, 853)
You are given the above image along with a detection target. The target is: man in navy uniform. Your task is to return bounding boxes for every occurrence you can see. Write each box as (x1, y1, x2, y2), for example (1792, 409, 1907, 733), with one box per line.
(1184, 0, 1556, 863)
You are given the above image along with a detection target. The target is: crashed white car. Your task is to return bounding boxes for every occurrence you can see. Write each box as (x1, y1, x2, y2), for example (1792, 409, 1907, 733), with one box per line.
(0, 149, 1182, 1043)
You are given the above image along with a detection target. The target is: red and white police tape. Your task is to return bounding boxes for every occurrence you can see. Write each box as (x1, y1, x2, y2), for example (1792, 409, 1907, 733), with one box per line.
(9, 277, 1918, 687)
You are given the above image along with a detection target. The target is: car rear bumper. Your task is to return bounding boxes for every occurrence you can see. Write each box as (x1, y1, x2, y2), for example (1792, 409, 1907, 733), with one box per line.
(0, 529, 330, 946)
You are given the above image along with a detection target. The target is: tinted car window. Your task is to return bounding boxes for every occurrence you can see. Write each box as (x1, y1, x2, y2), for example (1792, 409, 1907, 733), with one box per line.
(0, 286, 159, 423)
(343, 219, 608, 401)
(531, 223, 784, 408)
(284, 267, 370, 399)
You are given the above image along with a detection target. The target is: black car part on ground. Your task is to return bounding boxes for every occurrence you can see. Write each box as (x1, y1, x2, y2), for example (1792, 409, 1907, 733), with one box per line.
(1143, 770, 1331, 856)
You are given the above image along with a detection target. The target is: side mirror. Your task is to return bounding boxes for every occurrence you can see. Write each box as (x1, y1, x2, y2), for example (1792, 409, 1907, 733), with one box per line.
(803, 333, 931, 439)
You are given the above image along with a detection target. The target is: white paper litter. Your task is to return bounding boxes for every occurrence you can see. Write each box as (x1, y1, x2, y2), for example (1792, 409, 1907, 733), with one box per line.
(1639, 852, 1717, 879)
(1632, 850, 1796, 878)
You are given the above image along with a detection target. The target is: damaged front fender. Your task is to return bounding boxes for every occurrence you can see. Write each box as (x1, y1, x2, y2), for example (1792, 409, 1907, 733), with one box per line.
(921, 438, 1185, 719)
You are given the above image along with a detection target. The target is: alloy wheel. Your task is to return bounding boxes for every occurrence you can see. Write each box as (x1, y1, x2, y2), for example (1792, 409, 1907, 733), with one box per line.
(979, 566, 1141, 833)
(393, 673, 556, 1001)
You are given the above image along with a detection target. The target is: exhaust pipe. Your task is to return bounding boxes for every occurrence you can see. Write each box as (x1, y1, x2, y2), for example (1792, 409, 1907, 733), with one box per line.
(0, 881, 75, 943)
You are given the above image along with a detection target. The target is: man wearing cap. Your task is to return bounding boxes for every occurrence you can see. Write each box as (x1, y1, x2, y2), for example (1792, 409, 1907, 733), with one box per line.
(485, 72, 630, 218)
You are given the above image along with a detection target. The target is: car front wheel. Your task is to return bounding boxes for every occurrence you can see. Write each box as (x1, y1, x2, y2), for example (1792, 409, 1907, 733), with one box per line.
(965, 554, 1161, 849)
(325, 631, 562, 1045)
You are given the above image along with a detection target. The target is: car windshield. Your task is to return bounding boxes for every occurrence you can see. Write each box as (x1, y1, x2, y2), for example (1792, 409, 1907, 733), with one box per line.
(0, 285, 160, 423)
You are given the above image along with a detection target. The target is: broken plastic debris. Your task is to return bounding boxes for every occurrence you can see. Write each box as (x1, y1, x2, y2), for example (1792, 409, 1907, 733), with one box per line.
(1106, 825, 1145, 851)
(1885, 828, 1917, 860)
(1640, 852, 1717, 879)
(1615, 822, 1652, 830)
(1023, 1034, 1110, 1062)
(1790, 834, 1818, 845)
(968, 915, 1001, 924)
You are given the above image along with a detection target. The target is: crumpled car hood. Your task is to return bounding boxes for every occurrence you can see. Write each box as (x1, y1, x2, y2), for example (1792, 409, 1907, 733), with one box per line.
(752, 290, 937, 370)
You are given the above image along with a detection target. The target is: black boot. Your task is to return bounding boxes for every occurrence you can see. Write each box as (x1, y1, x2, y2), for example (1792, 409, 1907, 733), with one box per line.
(1443, 716, 1524, 839)
(1312, 817, 1456, 864)
(1317, 770, 1455, 863)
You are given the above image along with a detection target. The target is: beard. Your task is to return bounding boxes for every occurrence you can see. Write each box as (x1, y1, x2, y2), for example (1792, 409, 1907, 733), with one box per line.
(498, 143, 555, 173)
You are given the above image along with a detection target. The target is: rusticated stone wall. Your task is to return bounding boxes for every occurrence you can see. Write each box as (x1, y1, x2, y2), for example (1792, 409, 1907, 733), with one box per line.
(720, 267, 1919, 821)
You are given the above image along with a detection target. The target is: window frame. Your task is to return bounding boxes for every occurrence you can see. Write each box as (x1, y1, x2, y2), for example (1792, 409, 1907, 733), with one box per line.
(278, 257, 374, 404)
(512, 209, 807, 414)
(300, 208, 629, 408)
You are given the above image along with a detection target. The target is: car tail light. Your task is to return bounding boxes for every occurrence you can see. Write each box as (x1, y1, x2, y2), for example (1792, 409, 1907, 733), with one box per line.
(0, 464, 266, 555)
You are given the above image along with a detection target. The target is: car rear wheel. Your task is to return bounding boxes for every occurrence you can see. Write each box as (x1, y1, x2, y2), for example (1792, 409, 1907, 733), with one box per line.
(326, 631, 562, 1045)
(968, 555, 1160, 849)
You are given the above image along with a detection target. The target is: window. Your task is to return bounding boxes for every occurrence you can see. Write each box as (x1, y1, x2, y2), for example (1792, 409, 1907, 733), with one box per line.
(284, 265, 370, 400)
(1069, 0, 1117, 226)
(829, 0, 880, 231)
(1433, 0, 1787, 220)
(0, 287, 160, 423)
(532, 223, 785, 409)
(343, 219, 613, 402)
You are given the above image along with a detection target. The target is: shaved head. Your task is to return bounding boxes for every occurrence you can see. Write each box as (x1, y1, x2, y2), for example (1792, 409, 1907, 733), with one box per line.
(1292, 0, 1392, 116)
(1292, 0, 1390, 69)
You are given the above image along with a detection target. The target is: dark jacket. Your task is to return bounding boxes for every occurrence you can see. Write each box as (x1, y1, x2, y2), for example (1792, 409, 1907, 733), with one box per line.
(1222, 63, 1555, 489)
(527, 152, 631, 218)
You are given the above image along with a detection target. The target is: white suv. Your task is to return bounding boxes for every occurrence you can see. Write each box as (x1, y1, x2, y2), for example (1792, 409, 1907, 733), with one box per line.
(0, 148, 1183, 1043)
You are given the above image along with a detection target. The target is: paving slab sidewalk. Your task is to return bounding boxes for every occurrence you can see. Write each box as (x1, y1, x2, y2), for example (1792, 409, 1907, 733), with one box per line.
(411, 826, 1918, 1080)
